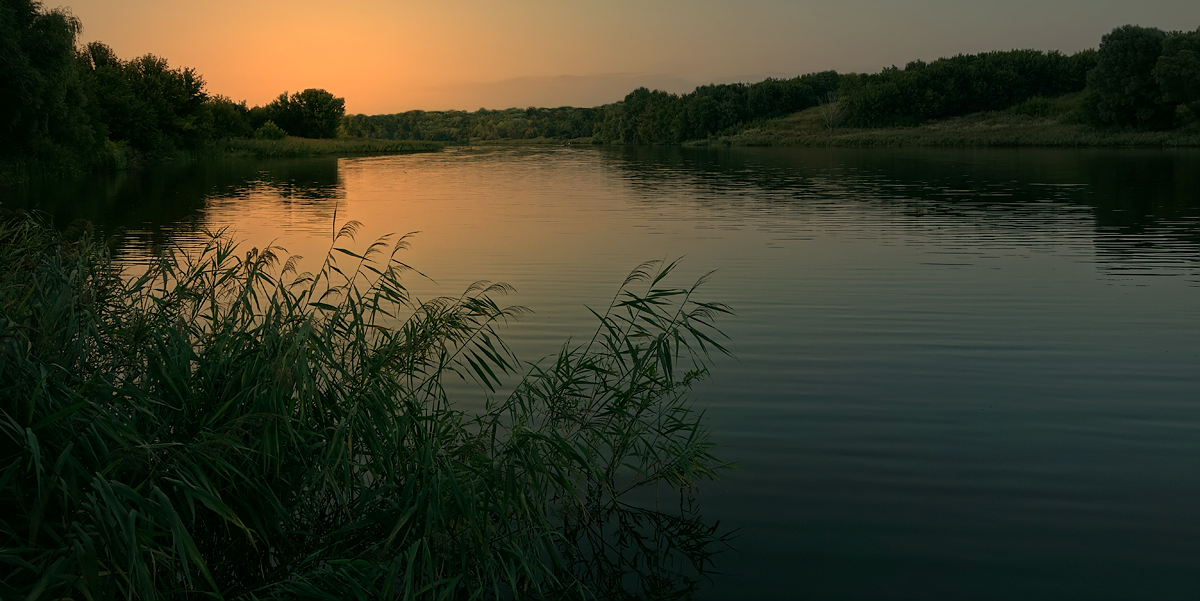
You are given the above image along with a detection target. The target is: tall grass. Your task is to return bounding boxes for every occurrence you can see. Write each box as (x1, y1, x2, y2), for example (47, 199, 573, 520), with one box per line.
(222, 137, 444, 158)
(0, 217, 731, 600)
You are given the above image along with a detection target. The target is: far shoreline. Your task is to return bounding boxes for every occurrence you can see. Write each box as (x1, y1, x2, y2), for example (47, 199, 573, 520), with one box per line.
(8, 121, 1197, 188)
(218, 137, 444, 158)
(460, 106, 1200, 150)
(694, 106, 1200, 149)
(0, 138, 445, 185)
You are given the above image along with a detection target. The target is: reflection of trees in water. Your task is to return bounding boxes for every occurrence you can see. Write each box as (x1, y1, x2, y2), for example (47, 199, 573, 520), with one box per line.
(3, 157, 344, 249)
(604, 146, 1200, 279)
(9, 148, 1196, 280)
(549, 500, 730, 600)
(240, 158, 342, 202)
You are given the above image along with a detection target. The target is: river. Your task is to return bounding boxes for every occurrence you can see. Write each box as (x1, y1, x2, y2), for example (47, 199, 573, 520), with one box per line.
(7, 146, 1199, 600)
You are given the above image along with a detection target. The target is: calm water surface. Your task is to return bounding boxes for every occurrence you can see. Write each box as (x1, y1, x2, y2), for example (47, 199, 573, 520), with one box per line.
(8, 147, 1200, 600)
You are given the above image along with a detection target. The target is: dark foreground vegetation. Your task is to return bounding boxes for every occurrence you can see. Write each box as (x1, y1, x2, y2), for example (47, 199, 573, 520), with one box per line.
(0, 216, 731, 599)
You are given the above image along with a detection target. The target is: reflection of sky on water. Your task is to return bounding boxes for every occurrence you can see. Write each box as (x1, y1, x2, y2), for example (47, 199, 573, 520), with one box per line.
(8, 147, 1196, 283)
(602, 147, 1200, 285)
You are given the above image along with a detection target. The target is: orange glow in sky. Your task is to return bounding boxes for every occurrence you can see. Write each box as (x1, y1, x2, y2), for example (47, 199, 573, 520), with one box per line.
(62, 0, 1199, 114)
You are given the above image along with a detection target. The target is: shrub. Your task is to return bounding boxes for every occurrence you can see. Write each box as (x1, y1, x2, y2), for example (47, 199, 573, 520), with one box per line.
(0, 217, 730, 600)
(1007, 93, 1084, 119)
(254, 119, 287, 140)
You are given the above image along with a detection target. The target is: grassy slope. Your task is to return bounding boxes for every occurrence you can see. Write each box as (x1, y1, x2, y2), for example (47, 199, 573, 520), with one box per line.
(694, 94, 1200, 148)
(221, 136, 444, 158)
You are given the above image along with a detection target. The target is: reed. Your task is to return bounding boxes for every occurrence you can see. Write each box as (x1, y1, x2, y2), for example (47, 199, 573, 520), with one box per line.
(0, 217, 730, 600)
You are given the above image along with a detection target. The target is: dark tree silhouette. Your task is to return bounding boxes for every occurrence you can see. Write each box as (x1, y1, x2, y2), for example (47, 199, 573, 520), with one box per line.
(267, 89, 346, 138)
(1155, 27, 1200, 126)
(0, 0, 98, 161)
(1087, 25, 1172, 128)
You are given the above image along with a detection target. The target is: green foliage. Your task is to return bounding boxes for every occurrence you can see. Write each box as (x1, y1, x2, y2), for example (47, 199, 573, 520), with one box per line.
(1086, 25, 1172, 128)
(268, 89, 346, 139)
(838, 49, 1097, 127)
(340, 72, 841, 145)
(225, 137, 443, 158)
(1006, 93, 1085, 119)
(1154, 27, 1200, 126)
(247, 104, 273, 131)
(596, 72, 843, 144)
(1, 0, 258, 176)
(202, 94, 254, 139)
(254, 119, 288, 140)
(0, 217, 730, 600)
(76, 44, 210, 155)
(9, 0, 1194, 175)
(0, 0, 100, 165)
(3, 2, 363, 176)
(340, 106, 604, 143)
(1006, 96, 1058, 118)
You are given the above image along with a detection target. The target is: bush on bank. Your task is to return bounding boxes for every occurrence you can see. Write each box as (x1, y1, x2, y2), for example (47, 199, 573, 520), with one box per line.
(0, 217, 730, 600)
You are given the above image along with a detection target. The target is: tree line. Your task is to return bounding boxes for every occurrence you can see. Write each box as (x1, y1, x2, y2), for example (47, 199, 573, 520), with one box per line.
(1, 0, 346, 173)
(341, 24, 1198, 145)
(838, 25, 1198, 129)
(339, 106, 605, 143)
(3, 0, 1198, 176)
(837, 49, 1098, 126)
(1087, 25, 1199, 128)
(341, 71, 843, 144)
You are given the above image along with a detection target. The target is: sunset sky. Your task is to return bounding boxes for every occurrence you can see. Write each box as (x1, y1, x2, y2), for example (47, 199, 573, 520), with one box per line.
(64, 0, 1199, 114)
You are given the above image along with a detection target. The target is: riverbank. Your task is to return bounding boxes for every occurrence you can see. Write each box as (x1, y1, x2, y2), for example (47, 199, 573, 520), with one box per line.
(457, 108, 1200, 150)
(1, 137, 443, 186)
(220, 136, 444, 158)
(694, 103, 1200, 148)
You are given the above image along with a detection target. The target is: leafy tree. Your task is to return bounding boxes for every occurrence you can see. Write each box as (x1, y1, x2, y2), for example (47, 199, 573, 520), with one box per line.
(839, 49, 1096, 126)
(201, 94, 253, 139)
(1087, 25, 1172, 128)
(77, 43, 209, 154)
(1154, 27, 1200, 125)
(2, 0, 242, 176)
(126, 54, 208, 148)
(0, 0, 98, 162)
(267, 88, 345, 138)
(241, 104, 272, 136)
(589, 71, 842, 144)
